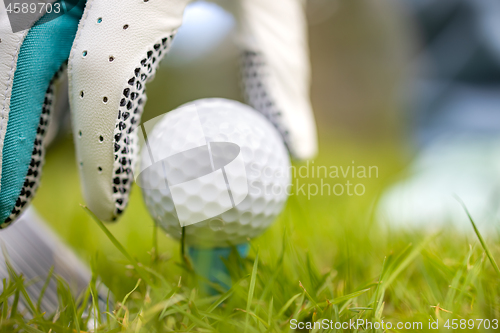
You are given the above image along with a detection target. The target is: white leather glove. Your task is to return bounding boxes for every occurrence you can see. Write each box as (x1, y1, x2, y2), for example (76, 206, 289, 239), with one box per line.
(0, 0, 317, 226)
(68, 0, 191, 221)
(235, 0, 317, 160)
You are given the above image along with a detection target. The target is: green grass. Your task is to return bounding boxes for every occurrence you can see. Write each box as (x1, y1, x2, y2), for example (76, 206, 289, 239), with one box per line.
(1, 134, 499, 332)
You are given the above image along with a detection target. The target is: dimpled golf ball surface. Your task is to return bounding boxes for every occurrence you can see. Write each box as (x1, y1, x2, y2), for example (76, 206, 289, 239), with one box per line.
(140, 99, 291, 247)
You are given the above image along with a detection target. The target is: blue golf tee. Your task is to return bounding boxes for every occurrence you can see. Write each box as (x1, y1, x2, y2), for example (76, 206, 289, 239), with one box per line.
(188, 243, 250, 293)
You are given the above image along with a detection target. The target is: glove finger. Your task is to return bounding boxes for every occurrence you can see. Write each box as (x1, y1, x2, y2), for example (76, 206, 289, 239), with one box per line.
(235, 0, 318, 160)
(0, 1, 84, 227)
(68, 0, 191, 222)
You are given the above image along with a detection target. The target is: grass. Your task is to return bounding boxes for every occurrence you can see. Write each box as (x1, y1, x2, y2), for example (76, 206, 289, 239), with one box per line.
(1, 133, 499, 332)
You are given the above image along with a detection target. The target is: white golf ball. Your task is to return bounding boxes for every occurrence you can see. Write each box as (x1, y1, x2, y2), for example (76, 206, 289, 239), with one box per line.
(139, 99, 291, 247)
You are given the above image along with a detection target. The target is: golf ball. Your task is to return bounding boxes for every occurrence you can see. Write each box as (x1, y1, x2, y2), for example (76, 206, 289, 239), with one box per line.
(139, 99, 291, 247)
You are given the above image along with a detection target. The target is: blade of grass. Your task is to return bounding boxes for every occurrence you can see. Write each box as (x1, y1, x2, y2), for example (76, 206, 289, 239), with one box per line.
(245, 251, 259, 333)
(36, 266, 54, 312)
(267, 297, 273, 327)
(457, 197, 500, 277)
(21, 324, 46, 333)
(277, 293, 301, 318)
(115, 278, 141, 321)
(145, 294, 185, 321)
(89, 285, 99, 331)
(82, 205, 154, 286)
(384, 234, 435, 288)
(170, 304, 214, 331)
(56, 276, 81, 333)
(152, 223, 158, 264)
(184, 288, 236, 331)
(329, 288, 371, 305)
(106, 289, 111, 326)
(235, 308, 269, 329)
(299, 281, 319, 309)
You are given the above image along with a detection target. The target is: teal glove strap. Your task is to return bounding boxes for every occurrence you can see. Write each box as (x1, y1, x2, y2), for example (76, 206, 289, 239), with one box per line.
(0, 2, 84, 223)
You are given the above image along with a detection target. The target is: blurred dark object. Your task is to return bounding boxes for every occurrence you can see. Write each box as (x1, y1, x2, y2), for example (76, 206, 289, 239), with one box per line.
(405, 0, 500, 145)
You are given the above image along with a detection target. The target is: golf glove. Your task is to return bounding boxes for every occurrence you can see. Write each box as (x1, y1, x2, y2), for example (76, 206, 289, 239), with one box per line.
(0, 0, 317, 226)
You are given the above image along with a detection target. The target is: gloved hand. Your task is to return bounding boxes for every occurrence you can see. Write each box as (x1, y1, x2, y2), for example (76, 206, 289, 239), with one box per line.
(0, 0, 317, 227)
(0, 0, 85, 227)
